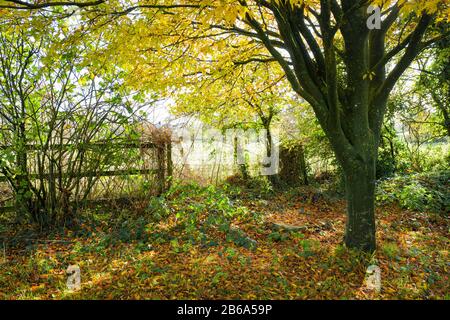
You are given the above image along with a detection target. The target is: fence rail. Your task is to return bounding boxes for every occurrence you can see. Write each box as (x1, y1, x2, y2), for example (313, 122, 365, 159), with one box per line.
(0, 140, 157, 151)
(0, 168, 159, 183)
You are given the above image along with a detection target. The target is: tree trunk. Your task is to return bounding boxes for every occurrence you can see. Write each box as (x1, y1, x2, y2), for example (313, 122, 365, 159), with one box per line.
(279, 144, 308, 186)
(14, 121, 33, 221)
(234, 136, 249, 179)
(298, 144, 308, 185)
(263, 125, 280, 186)
(342, 157, 377, 252)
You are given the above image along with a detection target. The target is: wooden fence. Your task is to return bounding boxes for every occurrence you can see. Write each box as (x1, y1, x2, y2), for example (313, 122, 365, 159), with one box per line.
(0, 140, 173, 213)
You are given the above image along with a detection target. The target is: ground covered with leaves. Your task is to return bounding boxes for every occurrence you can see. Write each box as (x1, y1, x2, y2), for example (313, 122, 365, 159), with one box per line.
(0, 180, 448, 300)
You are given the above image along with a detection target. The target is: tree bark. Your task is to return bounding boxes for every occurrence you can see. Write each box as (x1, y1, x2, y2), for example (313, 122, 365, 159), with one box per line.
(342, 155, 377, 252)
(298, 144, 308, 185)
(264, 124, 280, 186)
(14, 121, 33, 221)
(234, 136, 249, 179)
(279, 144, 308, 186)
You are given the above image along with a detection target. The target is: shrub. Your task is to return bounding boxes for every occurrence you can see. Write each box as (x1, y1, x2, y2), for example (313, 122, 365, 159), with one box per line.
(224, 174, 274, 198)
(161, 182, 252, 246)
(145, 197, 170, 221)
(376, 171, 450, 214)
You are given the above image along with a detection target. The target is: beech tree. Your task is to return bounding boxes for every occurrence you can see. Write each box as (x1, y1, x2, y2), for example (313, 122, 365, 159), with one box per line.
(2, 0, 449, 251)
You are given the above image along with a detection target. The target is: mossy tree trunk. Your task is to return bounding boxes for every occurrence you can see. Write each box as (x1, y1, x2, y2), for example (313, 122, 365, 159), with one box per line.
(263, 123, 280, 186)
(341, 149, 377, 251)
(233, 135, 249, 180)
(279, 144, 308, 186)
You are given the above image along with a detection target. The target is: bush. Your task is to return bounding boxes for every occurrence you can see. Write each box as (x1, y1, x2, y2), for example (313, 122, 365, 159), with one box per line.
(376, 171, 450, 214)
(224, 174, 274, 197)
(376, 147, 397, 179)
(162, 182, 252, 246)
(145, 197, 170, 221)
(418, 143, 450, 172)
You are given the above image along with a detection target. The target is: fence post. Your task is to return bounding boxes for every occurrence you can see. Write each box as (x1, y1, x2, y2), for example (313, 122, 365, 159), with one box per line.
(166, 141, 173, 190)
(157, 145, 165, 195)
